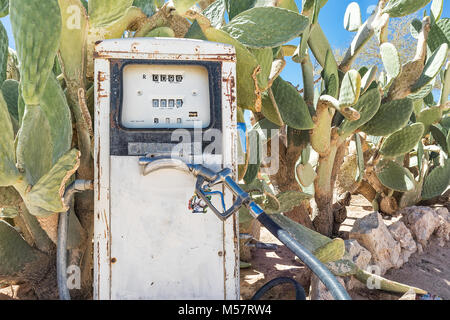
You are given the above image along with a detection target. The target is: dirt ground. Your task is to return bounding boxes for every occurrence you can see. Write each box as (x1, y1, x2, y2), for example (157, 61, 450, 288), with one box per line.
(240, 195, 450, 300)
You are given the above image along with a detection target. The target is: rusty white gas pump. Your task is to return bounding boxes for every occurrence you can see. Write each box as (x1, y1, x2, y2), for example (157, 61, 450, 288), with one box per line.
(93, 38, 240, 300)
(92, 37, 351, 302)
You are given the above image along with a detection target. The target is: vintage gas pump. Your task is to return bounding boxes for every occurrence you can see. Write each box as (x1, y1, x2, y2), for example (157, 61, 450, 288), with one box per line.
(93, 38, 239, 300)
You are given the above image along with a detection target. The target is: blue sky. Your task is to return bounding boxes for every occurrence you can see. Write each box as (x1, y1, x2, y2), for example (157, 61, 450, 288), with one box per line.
(1, 0, 448, 87)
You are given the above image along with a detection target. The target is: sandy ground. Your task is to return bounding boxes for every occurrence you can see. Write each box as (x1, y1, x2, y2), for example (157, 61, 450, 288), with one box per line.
(240, 195, 450, 300)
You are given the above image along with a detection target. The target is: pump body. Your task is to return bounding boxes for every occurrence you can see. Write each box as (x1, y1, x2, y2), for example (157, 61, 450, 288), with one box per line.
(94, 38, 239, 300)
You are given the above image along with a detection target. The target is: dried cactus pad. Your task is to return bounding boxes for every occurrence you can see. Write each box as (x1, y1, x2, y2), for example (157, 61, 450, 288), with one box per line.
(361, 98, 413, 136)
(380, 123, 425, 158)
(383, 0, 431, 18)
(10, 0, 61, 106)
(26, 149, 80, 213)
(222, 7, 309, 48)
(375, 159, 415, 192)
(0, 92, 19, 187)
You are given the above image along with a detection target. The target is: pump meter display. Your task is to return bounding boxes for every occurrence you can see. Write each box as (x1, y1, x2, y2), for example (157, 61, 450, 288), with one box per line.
(121, 64, 211, 129)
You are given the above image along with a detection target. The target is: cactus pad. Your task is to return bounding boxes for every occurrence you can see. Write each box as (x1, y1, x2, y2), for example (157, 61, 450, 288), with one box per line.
(204, 27, 260, 111)
(375, 159, 415, 192)
(202, 0, 226, 28)
(249, 48, 273, 91)
(88, 0, 133, 27)
(26, 149, 80, 213)
(297, 163, 317, 187)
(430, 125, 448, 154)
(39, 74, 73, 164)
(16, 106, 53, 185)
(427, 18, 450, 52)
(271, 77, 314, 130)
(380, 42, 401, 80)
(339, 69, 361, 107)
(133, 0, 157, 17)
(344, 2, 362, 32)
(323, 49, 339, 98)
(361, 98, 413, 136)
(416, 106, 442, 134)
(0, 0, 7, 17)
(383, 0, 431, 18)
(265, 191, 313, 214)
(1, 80, 19, 122)
(145, 27, 176, 38)
(380, 123, 425, 157)
(421, 159, 450, 200)
(411, 43, 448, 93)
(0, 21, 8, 84)
(0, 92, 19, 186)
(338, 88, 381, 138)
(222, 7, 309, 48)
(360, 66, 378, 94)
(10, 0, 61, 106)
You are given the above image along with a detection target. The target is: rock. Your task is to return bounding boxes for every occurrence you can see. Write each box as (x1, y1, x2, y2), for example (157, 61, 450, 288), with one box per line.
(349, 212, 401, 274)
(400, 206, 441, 247)
(388, 221, 417, 265)
(345, 239, 372, 269)
(434, 207, 450, 246)
(343, 239, 372, 290)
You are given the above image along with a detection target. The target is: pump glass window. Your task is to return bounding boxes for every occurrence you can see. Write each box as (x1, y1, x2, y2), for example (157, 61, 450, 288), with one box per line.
(121, 64, 211, 129)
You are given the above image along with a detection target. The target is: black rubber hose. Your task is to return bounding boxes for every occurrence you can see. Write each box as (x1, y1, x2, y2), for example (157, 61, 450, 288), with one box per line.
(251, 277, 306, 300)
(257, 212, 351, 300)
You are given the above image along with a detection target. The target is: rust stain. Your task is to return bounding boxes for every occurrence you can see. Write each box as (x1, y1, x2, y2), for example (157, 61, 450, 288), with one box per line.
(97, 71, 108, 99)
(223, 71, 236, 115)
(96, 135, 101, 201)
(103, 209, 110, 233)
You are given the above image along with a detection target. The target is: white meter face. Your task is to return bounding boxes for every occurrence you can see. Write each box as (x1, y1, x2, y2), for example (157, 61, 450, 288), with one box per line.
(121, 64, 211, 129)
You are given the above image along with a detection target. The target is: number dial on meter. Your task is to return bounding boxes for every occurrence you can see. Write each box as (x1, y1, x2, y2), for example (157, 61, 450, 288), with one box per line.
(121, 64, 211, 129)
